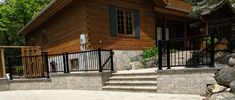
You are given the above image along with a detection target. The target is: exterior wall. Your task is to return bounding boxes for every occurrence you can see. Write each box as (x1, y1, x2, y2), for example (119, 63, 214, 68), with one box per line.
(0, 79, 9, 91)
(113, 50, 142, 70)
(156, 68, 218, 95)
(34, 0, 88, 54)
(0, 72, 111, 91)
(167, 0, 192, 11)
(87, 0, 156, 50)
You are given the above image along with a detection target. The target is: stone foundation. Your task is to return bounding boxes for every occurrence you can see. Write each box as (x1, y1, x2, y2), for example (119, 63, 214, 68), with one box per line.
(113, 50, 142, 70)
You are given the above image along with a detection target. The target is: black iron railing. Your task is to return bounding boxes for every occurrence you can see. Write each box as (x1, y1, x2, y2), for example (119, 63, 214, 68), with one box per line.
(158, 33, 215, 70)
(8, 48, 114, 80)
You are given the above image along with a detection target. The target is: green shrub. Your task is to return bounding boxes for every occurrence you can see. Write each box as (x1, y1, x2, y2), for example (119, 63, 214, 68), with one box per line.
(142, 47, 158, 59)
(14, 66, 23, 75)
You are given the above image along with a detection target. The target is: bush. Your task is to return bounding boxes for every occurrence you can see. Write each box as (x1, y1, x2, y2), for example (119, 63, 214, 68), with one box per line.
(141, 47, 158, 59)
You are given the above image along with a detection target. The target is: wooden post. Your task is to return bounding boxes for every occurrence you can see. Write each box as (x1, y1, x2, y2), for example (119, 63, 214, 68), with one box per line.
(0, 49, 5, 78)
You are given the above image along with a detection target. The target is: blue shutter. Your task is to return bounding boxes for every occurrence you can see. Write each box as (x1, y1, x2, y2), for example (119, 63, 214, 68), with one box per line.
(109, 5, 117, 37)
(134, 10, 140, 39)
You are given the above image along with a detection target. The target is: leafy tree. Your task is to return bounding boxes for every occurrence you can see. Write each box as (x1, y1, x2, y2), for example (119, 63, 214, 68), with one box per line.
(0, 0, 50, 46)
(185, 0, 235, 17)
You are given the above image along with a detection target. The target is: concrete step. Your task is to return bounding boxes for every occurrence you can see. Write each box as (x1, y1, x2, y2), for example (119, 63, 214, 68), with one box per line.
(109, 76, 157, 81)
(102, 86, 157, 93)
(112, 72, 156, 77)
(105, 81, 157, 86)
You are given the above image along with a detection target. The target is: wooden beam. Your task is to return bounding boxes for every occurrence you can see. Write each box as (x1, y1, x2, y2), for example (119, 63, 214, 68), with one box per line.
(0, 46, 41, 49)
(1, 49, 5, 78)
(155, 7, 190, 18)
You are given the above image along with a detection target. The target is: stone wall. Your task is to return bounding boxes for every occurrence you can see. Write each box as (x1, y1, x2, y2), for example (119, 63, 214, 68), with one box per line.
(156, 68, 218, 95)
(0, 72, 111, 91)
(0, 79, 9, 91)
(113, 50, 142, 70)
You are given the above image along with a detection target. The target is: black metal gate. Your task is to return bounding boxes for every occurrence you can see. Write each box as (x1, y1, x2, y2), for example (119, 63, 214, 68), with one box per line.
(158, 33, 215, 70)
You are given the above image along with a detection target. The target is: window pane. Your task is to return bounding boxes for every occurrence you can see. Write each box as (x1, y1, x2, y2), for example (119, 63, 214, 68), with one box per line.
(117, 10, 124, 34)
(125, 11, 132, 34)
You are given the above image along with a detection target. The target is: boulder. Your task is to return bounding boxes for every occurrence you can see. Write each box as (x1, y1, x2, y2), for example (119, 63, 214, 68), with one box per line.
(211, 92, 235, 100)
(129, 61, 144, 70)
(228, 54, 235, 67)
(215, 52, 231, 64)
(214, 67, 235, 87)
(230, 81, 235, 93)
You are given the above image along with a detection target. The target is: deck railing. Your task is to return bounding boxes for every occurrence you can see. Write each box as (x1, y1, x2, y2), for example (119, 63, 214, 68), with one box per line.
(158, 33, 215, 70)
(8, 48, 114, 80)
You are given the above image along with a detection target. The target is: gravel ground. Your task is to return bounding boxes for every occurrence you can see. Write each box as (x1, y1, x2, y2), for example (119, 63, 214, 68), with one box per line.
(0, 90, 204, 100)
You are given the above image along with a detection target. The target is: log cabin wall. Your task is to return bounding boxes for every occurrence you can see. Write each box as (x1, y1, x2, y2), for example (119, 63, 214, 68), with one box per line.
(34, 0, 88, 54)
(87, 0, 156, 50)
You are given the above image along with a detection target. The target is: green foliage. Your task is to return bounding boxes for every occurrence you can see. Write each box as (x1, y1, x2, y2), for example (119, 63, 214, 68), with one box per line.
(203, 37, 218, 45)
(141, 47, 158, 59)
(0, 0, 51, 46)
(14, 66, 23, 75)
(186, 0, 235, 17)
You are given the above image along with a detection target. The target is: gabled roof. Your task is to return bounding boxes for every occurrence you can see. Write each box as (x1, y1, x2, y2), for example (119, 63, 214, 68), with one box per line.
(19, 0, 192, 35)
(18, 0, 73, 35)
(201, 0, 235, 16)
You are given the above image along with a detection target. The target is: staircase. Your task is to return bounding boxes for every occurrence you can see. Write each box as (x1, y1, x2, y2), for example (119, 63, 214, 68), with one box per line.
(102, 72, 158, 93)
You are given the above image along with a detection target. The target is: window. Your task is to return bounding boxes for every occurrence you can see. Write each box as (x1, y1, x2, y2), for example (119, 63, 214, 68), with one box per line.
(41, 28, 47, 44)
(116, 9, 134, 36)
(25, 34, 35, 46)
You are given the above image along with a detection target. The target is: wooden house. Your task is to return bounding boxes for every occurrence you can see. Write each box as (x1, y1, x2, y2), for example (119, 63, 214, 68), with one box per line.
(201, 0, 235, 51)
(18, 0, 195, 70)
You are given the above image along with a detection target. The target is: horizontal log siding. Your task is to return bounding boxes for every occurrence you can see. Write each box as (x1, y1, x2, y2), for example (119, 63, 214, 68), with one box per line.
(87, 0, 156, 50)
(34, 0, 88, 54)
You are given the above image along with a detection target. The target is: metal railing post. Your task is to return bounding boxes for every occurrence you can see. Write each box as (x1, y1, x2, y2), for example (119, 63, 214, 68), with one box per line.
(166, 41, 171, 69)
(210, 33, 215, 67)
(110, 49, 114, 72)
(63, 52, 70, 73)
(44, 52, 50, 78)
(158, 40, 163, 70)
(8, 57, 13, 80)
(98, 48, 102, 72)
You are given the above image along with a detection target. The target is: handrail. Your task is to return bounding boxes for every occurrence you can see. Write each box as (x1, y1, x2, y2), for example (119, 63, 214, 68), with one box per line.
(101, 52, 114, 69)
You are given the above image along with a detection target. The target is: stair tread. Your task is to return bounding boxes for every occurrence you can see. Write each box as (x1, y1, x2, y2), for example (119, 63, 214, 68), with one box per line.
(106, 81, 157, 84)
(102, 86, 157, 90)
(110, 76, 157, 79)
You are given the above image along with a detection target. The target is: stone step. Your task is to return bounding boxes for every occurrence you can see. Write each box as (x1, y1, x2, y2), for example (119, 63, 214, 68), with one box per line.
(112, 72, 156, 77)
(109, 76, 157, 81)
(102, 86, 157, 93)
(105, 81, 157, 86)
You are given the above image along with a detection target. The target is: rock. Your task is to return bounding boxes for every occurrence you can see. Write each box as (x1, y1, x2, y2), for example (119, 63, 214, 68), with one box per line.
(130, 55, 141, 62)
(212, 84, 227, 93)
(215, 52, 231, 64)
(214, 67, 235, 87)
(230, 81, 235, 93)
(211, 92, 235, 100)
(125, 65, 132, 70)
(226, 88, 231, 92)
(228, 54, 235, 67)
(206, 84, 227, 97)
(129, 61, 144, 70)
